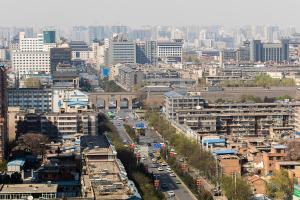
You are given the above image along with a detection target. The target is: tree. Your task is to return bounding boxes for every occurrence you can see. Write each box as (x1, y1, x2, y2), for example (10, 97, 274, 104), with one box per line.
(221, 175, 253, 200)
(287, 141, 300, 161)
(267, 170, 293, 200)
(19, 133, 49, 156)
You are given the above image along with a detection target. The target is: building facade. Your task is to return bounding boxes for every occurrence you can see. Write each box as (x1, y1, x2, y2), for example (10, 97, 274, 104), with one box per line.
(117, 64, 144, 91)
(107, 34, 136, 65)
(11, 32, 51, 77)
(250, 39, 289, 63)
(50, 48, 72, 73)
(0, 64, 7, 161)
(136, 41, 157, 65)
(8, 88, 52, 113)
(157, 39, 183, 63)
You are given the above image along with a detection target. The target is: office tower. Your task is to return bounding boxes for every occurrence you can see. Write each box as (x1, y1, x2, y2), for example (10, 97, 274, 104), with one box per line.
(0, 64, 7, 161)
(111, 25, 128, 34)
(11, 32, 51, 77)
(136, 41, 157, 65)
(50, 48, 72, 73)
(71, 26, 89, 42)
(157, 39, 183, 63)
(88, 26, 105, 43)
(43, 31, 56, 43)
(107, 34, 136, 65)
(12, 32, 50, 77)
(250, 39, 289, 63)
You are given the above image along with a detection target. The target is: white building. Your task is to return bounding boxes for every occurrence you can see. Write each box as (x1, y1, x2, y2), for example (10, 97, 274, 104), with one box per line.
(157, 39, 183, 63)
(107, 34, 136, 65)
(11, 32, 51, 77)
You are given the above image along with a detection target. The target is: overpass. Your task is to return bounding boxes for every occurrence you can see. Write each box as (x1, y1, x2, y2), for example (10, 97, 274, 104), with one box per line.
(89, 92, 141, 110)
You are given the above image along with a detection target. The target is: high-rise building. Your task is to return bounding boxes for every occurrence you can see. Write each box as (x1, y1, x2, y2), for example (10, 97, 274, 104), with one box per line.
(107, 34, 136, 65)
(50, 48, 72, 73)
(0, 64, 7, 161)
(11, 32, 51, 77)
(250, 39, 289, 63)
(136, 41, 157, 65)
(43, 31, 56, 44)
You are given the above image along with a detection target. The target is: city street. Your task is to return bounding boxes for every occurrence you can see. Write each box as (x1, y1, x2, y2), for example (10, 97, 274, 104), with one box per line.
(111, 109, 197, 200)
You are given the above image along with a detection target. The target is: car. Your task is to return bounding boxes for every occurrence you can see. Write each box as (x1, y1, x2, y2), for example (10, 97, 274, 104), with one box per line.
(161, 162, 167, 166)
(122, 140, 127, 144)
(169, 173, 176, 177)
(152, 158, 157, 162)
(167, 169, 172, 173)
(166, 166, 171, 171)
(153, 174, 160, 178)
(175, 180, 181, 184)
(167, 191, 175, 197)
(151, 164, 157, 168)
(118, 117, 122, 120)
(161, 183, 168, 189)
(157, 167, 164, 171)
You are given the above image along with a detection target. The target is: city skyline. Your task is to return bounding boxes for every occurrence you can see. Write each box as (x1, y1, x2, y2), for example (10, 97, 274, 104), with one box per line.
(1, 0, 300, 28)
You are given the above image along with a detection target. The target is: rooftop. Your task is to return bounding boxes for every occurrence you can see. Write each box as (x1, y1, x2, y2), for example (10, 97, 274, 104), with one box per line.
(0, 184, 58, 194)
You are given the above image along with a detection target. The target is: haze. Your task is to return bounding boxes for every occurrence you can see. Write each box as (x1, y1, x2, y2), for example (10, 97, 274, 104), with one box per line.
(0, 0, 299, 27)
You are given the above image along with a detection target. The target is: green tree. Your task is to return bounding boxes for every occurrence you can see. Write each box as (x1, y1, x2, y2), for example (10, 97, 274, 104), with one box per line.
(221, 175, 253, 200)
(267, 170, 293, 200)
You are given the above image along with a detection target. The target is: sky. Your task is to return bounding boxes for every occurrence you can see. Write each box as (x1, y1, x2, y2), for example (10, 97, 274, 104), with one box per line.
(1, 0, 299, 28)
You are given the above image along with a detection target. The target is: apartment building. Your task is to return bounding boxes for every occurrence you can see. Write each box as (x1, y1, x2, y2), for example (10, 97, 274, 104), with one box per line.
(0, 64, 7, 161)
(81, 135, 141, 200)
(117, 64, 144, 91)
(12, 110, 98, 138)
(165, 92, 300, 136)
(8, 88, 52, 113)
(164, 91, 207, 120)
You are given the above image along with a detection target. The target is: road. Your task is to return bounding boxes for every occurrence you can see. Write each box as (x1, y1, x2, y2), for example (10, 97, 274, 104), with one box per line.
(111, 109, 197, 200)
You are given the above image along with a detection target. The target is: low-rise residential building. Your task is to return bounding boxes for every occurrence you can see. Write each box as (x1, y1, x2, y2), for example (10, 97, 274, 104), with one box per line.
(262, 145, 287, 175)
(0, 183, 58, 199)
(116, 64, 144, 91)
(81, 135, 141, 200)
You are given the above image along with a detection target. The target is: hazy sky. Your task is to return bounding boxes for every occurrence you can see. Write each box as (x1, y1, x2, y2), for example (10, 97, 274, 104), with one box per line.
(1, 0, 299, 28)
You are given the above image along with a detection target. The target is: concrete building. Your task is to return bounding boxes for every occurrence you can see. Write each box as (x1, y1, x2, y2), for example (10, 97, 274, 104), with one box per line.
(0, 64, 7, 161)
(8, 88, 52, 113)
(52, 71, 80, 89)
(0, 183, 58, 199)
(165, 93, 300, 136)
(50, 48, 72, 73)
(81, 135, 141, 200)
(250, 39, 289, 63)
(136, 41, 157, 65)
(69, 41, 93, 61)
(107, 34, 136, 65)
(164, 91, 207, 120)
(13, 110, 98, 138)
(117, 64, 144, 91)
(11, 32, 51, 77)
(157, 39, 183, 63)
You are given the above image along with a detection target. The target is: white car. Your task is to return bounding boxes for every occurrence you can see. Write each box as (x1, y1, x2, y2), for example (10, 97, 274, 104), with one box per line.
(166, 166, 171, 171)
(167, 191, 175, 197)
(169, 173, 176, 177)
(157, 167, 164, 171)
(161, 162, 167, 166)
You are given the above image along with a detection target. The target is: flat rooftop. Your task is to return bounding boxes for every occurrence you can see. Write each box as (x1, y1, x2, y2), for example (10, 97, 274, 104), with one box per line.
(0, 184, 58, 194)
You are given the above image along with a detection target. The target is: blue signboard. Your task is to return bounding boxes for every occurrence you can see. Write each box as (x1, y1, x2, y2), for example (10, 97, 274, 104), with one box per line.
(101, 67, 110, 78)
(153, 143, 162, 149)
(135, 122, 145, 129)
